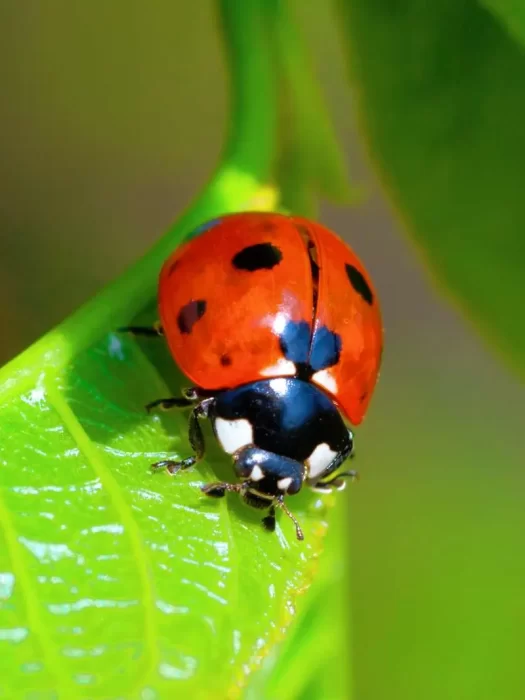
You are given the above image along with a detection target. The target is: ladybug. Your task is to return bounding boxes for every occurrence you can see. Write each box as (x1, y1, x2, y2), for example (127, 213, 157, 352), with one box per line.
(122, 212, 382, 539)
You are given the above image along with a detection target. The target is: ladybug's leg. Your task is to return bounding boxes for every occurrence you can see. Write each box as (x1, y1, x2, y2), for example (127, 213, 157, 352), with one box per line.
(151, 398, 213, 476)
(261, 505, 276, 533)
(118, 321, 164, 337)
(259, 495, 304, 540)
(274, 497, 304, 540)
(146, 396, 194, 412)
(145, 386, 203, 413)
(310, 469, 359, 494)
(201, 482, 242, 498)
(201, 482, 304, 540)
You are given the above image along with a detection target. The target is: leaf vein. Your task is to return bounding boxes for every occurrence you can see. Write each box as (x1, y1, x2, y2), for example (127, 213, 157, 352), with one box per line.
(0, 478, 74, 693)
(46, 382, 160, 689)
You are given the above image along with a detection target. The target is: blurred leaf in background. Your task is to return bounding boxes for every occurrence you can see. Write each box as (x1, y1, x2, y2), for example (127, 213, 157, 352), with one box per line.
(338, 0, 525, 376)
(0, 1, 226, 364)
(331, 1, 525, 698)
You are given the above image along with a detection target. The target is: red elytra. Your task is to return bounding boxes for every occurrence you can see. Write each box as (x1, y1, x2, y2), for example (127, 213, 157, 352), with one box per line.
(158, 212, 383, 426)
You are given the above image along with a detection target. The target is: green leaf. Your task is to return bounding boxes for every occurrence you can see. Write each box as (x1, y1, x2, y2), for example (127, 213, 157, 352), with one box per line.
(0, 328, 335, 698)
(480, 1, 525, 46)
(0, 1, 353, 697)
(244, 505, 352, 700)
(337, 0, 525, 373)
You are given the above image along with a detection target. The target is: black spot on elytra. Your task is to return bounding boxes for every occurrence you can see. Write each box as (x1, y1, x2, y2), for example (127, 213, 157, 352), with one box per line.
(220, 354, 232, 367)
(360, 391, 368, 403)
(167, 260, 178, 277)
(177, 300, 207, 334)
(232, 243, 283, 271)
(345, 264, 373, 305)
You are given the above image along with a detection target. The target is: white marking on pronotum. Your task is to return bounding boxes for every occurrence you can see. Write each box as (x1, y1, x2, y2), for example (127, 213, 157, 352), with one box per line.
(269, 377, 289, 396)
(260, 358, 296, 377)
(311, 369, 338, 395)
(277, 477, 293, 491)
(214, 418, 253, 455)
(250, 465, 264, 481)
(306, 443, 338, 479)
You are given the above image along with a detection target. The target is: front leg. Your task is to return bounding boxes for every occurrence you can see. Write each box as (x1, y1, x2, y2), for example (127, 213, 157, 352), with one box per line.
(310, 469, 359, 494)
(151, 398, 213, 476)
(261, 505, 277, 532)
(119, 321, 164, 337)
(201, 479, 304, 541)
(201, 482, 243, 498)
(145, 386, 208, 413)
(146, 396, 194, 412)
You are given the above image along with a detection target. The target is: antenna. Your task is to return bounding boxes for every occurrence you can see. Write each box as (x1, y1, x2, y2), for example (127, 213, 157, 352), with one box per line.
(277, 499, 304, 541)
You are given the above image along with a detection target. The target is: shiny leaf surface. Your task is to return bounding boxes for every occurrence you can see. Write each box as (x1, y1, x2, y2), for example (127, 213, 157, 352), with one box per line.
(0, 329, 332, 697)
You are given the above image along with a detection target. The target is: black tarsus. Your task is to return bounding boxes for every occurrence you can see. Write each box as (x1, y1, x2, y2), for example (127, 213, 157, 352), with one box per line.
(151, 456, 197, 476)
(118, 322, 164, 337)
(201, 482, 242, 498)
(146, 397, 194, 412)
(262, 505, 276, 532)
(324, 469, 359, 485)
(311, 469, 359, 493)
(145, 386, 203, 413)
(150, 397, 212, 476)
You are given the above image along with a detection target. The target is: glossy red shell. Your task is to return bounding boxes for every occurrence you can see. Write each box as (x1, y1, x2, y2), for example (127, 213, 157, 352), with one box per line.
(158, 212, 383, 425)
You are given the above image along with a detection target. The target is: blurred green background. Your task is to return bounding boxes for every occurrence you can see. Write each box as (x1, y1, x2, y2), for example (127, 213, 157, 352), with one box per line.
(1, 2, 524, 699)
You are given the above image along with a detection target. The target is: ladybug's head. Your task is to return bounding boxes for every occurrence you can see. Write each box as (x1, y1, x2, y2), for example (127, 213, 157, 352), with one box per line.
(234, 445, 304, 501)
